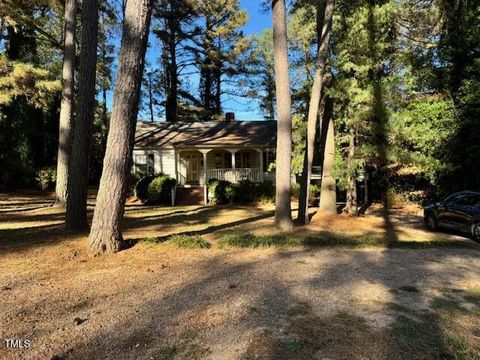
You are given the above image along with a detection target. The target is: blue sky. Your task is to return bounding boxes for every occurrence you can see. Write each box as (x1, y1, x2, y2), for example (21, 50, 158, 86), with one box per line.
(135, 0, 272, 121)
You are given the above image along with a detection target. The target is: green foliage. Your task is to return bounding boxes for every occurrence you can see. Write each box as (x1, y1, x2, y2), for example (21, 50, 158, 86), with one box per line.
(134, 175, 155, 203)
(168, 234, 210, 249)
(0, 55, 60, 107)
(35, 167, 56, 191)
(218, 233, 289, 248)
(390, 96, 457, 183)
(290, 183, 319, 203)
(208, 179, 275, 204)
(147, 174, 176, 204)
(207, 179, 231, 204)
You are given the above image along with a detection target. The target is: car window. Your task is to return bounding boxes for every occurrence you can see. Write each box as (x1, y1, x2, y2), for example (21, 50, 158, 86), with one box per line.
(446, 194, 463, 205)
(453, 194, 479, 206)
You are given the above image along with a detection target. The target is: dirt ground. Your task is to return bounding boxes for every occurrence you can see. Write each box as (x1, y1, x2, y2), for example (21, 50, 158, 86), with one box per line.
(0, 192, 479, 360)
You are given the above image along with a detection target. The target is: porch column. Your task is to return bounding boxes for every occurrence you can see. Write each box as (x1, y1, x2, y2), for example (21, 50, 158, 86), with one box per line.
(256, 148, 264, 182)
(227, 149, 238, 182)
(174, 149, 179, 184)
(199, 149, 210, 205)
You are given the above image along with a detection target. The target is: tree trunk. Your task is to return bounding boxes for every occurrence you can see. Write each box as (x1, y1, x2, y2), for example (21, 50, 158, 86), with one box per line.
(345, 132, 358, 216)
(88, 0, 152, 254)
(316, 114, 336, 216)
(272, 0, 294, 231)
(297, 0, 334, 224)
(165, 17, 177, 122)
(148, 74, 154, 122)
(65, 0, 99, 231)
(54, 0, 77, 207)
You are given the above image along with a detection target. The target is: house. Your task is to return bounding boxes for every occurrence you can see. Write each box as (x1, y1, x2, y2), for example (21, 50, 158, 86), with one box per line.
(133, 117, 277, 204)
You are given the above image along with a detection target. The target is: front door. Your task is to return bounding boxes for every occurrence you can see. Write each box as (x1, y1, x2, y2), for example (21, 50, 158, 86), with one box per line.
(185, 153, 200, 183)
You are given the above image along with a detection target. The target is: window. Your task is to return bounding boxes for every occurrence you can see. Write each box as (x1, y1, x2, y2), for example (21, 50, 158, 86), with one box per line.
(448, 193, 480, 206)
(135, 153, 155, 175)
(135, 155, 147, 175)
(147, 153, 155, 175)
(263, 150, 275, 172)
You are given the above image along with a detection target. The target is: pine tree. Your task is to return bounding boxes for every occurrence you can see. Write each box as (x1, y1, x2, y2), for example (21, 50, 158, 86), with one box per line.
(65, 0, 99, 231)
(54, 0, 77, 207)
(89, 0, 153, 254)
(272, 0, 294, 230)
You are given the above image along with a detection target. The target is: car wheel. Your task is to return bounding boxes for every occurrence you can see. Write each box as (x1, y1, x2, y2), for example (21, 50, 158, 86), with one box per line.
(425, 213, 438, 231)
(471, 223, 480, 242)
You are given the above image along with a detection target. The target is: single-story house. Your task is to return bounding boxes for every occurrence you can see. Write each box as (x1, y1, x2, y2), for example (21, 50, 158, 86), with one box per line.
(133, 118, 277, 204)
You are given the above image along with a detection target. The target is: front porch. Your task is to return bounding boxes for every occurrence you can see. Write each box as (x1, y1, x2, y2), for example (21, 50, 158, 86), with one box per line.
(175, 147, 275, 186)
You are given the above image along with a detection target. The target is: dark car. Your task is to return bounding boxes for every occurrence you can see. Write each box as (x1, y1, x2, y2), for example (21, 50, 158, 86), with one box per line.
(424, 191, 480, 241)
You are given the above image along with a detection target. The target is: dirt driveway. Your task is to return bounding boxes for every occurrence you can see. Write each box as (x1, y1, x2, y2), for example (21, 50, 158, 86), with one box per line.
(1, 193, 479, 359)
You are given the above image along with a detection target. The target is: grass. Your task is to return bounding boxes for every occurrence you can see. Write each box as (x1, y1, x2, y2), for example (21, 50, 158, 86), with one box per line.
(169, 234, 210, 249)
(158, 345, 176, 358)
(144, 234, 211, 249)
(218, 233, 290, 248)
(217, 232, 479, 250)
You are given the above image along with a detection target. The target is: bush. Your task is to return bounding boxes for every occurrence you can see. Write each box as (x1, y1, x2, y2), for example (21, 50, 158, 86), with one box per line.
(231, 179, 257, 202)
(128, 172, 142, 195)
(207, 179, 231, 204)
(255, 180, 275, 202)
(291, 183, 320, 204)
(147, 174, 176, 204)
(35, 167, 56, 191)
(209, 179, 276, 204)
(134, 175, 155, 202)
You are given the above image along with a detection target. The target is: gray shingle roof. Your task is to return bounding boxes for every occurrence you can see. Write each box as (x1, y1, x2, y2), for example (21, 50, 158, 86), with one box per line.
(134, 121, 277, 148)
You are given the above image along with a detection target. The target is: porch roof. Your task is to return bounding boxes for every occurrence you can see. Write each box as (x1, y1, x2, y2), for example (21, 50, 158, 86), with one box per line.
(134, 121, 277, 149)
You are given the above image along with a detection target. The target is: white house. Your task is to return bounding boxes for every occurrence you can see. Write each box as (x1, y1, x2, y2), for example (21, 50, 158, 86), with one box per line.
(132, 118, 277, 204)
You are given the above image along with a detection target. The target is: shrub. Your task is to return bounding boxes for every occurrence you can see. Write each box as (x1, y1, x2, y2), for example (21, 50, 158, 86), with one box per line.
(35, 167, 56, 191)
(169, 234, 210, 249)
(128, 172, 142, 195)
(291, 183, 301, 198)
(147, 174, 176, 204)
(290, 183, 319, 204)
(255, 180, 275, 202)
(207, 179, 231, 204)
(134, 175, 155, 202)
(309, 184, 320, 205)
(231, 179, 257, 202)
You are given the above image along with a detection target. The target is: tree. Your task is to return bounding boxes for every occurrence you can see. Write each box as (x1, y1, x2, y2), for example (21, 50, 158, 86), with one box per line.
(0, 0, 62, 190)
(153, 0, 197, 122)
(54, 0, 77, 207)
(193, 0, 249, 119)
(65, 0, 99, 231)
(272, 0, 294, 230)
(297, 0, 334, 224)
(245, 29, 276, 121)
(89, 0, 153, 254)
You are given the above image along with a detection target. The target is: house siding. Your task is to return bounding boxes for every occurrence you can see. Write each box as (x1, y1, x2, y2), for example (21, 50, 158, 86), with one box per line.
(132, 149, 176, 178)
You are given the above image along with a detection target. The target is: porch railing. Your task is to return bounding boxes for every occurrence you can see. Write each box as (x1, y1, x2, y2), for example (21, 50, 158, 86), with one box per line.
(206, 168, 262, 183)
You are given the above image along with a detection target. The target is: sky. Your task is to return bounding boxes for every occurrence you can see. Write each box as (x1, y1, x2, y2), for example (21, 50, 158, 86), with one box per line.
(136, 0, 272, 122)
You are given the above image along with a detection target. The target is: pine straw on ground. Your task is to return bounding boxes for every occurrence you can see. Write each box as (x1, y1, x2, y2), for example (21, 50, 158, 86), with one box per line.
(0, 192, 479, 359)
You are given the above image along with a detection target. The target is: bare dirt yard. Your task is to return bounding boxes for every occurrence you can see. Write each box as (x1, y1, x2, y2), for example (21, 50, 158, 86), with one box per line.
(1, 191, 479, 360)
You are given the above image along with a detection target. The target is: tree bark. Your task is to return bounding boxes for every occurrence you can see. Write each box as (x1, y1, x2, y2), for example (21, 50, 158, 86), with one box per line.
(345, 132, 358, 216)
(54, 0, 77, 207)
(298, 0, 334, 224)
(272, 0, 294, 231)
(65, 0, 99, 231)
(316, 114, 337, 216)
(88, 0, 152, 254)
(165, 11, 178, 122)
